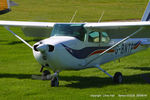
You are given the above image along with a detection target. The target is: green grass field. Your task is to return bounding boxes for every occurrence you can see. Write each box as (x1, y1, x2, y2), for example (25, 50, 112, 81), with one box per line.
(0, 0, 150, 100)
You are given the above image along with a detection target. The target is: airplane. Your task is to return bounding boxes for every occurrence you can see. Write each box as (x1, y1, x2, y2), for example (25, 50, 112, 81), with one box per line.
(0, 0, 150, 87)
(0, 0, 17, 15)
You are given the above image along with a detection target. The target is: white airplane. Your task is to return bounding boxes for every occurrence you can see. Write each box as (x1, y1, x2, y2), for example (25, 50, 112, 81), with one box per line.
(1, 0, 150, 87)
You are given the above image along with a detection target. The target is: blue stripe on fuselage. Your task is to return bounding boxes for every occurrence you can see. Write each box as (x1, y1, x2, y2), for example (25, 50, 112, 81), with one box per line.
(61, 44, 110, 59)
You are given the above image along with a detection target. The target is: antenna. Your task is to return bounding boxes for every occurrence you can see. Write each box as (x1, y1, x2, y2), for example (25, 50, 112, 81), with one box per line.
(70, 10, 78, 23)
(98, 11, 105, 23)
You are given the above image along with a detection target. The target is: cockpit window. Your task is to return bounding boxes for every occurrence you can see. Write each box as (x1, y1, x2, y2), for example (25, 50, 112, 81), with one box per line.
(101, 32, 110, 43)
(88, 31, 100, 43)
(51, 24, 86, 41)
(88, 31, 110, 43)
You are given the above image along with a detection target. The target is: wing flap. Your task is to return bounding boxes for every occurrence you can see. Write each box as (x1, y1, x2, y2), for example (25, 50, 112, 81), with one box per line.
(22, 27, 52, 37)
(0, 21, 55, 37)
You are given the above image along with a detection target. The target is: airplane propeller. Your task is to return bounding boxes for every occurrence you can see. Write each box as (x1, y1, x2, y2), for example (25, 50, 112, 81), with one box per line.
(33, 44, 54, 52)
(36, 44, 47, 52)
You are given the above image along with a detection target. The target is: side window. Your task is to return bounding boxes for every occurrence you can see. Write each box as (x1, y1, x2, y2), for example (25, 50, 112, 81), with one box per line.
(101, 32, 110, 43)
(88, 32, 100, 43)
(88, 31, 110, 43)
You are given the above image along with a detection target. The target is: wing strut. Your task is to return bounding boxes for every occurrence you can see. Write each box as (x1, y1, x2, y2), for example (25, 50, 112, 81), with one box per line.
(84, 27, 144, 67)
(5, 26, 33, 49)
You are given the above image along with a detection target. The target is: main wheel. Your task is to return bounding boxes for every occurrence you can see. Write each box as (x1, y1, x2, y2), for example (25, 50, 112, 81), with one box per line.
(42, 70, 51, 80)
(51, 77, 59, 87)
(113, 72, 123, 83)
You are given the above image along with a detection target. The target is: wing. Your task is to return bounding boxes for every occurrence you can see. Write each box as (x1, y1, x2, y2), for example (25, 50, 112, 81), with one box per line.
(0, 21, 55, 37)
(0, 21, 55, 49)
(84, 21, 150, 39)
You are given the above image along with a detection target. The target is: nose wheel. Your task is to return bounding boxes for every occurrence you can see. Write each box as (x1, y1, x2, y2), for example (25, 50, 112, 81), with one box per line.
(41, 69, 59, 87)
(32, 69, 59, 87)
(50, 72, 59, 87)
(51, 77, 59, 87)
(42, 70, 59, 87)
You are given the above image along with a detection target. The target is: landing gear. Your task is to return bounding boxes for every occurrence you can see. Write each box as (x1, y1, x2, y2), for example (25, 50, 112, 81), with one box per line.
(42, 70, 51, 80)
(96, 65, 123, 84)
(50, 72, 59, 87)
(42, 70, 59, 87)
(41, 69, 59, 87)
(32, 68, 59, 87)
(42, 70, 51, 76)
(51, 77, 59, 87)
(113, 72, 123, 83)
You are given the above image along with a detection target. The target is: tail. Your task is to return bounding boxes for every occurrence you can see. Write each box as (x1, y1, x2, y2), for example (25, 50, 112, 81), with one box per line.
(0, 0, 17, 15)
(141, 1, 150, 21)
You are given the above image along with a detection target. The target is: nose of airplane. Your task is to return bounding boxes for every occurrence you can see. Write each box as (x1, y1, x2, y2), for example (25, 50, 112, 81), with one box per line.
(36, 44, 47, 52)
(33, 44, 54, 52)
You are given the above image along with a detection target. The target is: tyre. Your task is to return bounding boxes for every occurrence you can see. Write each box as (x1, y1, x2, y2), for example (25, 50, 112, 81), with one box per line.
(51, 77, 59, 87)
(113, 72, 123, 83)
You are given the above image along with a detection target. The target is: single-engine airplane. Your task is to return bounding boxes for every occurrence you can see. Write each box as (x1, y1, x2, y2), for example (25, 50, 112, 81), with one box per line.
(1, 0, 150, 87)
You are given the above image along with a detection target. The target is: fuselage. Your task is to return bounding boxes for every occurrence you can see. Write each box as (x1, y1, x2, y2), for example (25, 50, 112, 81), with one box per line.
(32, 23, 150, 72)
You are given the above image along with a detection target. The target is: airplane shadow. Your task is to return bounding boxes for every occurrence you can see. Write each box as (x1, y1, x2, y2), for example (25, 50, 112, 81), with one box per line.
(0, 73, 32, 79)
(59, 67, 150, 88)
(60, 73, 150, 89)
(0, 72, 149, 89)
(126, 66, 150, 71)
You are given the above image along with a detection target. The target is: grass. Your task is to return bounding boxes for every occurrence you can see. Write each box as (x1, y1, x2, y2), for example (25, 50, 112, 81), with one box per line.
(0, 0, 148, 22)
(0, 0, 150, 100)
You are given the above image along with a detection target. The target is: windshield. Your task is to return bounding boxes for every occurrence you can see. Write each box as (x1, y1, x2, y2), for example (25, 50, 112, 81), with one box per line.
(51, 24, 86, 41)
